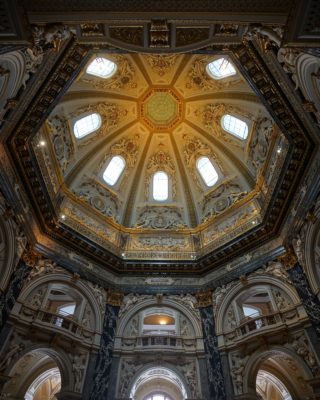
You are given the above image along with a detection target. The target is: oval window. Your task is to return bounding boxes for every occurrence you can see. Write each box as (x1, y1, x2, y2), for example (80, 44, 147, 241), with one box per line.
(73, 113, 101, 139)
(196, 157, 218, 187)
(153, 171, 169, 201)
(86, 57, 117, 79)
(221, 114, 248, 139)
(103, 156, 126, 186)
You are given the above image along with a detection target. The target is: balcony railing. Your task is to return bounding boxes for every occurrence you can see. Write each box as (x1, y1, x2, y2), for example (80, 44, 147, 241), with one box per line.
(224, 306, 299, 342)
(121, 335, 197, 349)
(17, 303, 94, 341)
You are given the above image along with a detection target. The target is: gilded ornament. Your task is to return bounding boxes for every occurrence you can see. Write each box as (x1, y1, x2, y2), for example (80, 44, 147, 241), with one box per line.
(107, 290, 124, 306)
(279, 250, 298, 269)
(195, 290, 213, 308)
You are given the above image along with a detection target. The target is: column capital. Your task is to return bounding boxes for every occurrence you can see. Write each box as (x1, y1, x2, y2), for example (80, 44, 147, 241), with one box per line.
(21, 246, 41, 268)
(107, 289, 124, 307)
(278, 249, 298, 270)
(195, 290, 213, 308)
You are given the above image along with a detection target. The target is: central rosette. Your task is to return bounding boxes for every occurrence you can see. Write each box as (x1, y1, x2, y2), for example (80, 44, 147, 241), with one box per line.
(140, 88, 182, 130)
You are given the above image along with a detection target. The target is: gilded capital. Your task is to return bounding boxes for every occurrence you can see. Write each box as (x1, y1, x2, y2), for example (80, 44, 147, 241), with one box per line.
(279, 249, 298, 270)
(22, 247, 40, 268)
(195, 290, 213, 308)
(107, 290, 124, 307)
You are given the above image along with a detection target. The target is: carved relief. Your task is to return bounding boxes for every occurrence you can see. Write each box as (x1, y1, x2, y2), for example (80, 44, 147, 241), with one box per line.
(248, 117, 274, 174)
(186, 56, 242, 91)
(86, 282, 107, 314)
(230, 354, 248, 395)
(145, 54, 179, 76)
(81, 55, 137, 90)
(131, 236, 188, 250)
(134, 206, 187, 229)
(176, 27, 209, 47)
(109, 27, 144, 46)
(47, 116, 74, 175)
(200, 181, 247, 222)
(145, 149, 176, 200)
(212, 281, 238, 316)
(73, 178, 121, 223)
(180, 360, 200, 398)
(251, 261, 292, 284)
(291, 332, 318, 374)
(150, 20, 170, 48)
(119, 293, 152, 318)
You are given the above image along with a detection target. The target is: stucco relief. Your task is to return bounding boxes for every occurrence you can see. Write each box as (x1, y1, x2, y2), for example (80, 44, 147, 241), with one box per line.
(73, 177, 121, 223)
(200, 181, 247, 222)
(248, 117, 275, 174)
(186, 56, 242, 91)
(130, 235, 189, 251)
(47, 116, 74, 175)
(134, 206, 187, 229)
(196, 102, 253, 145)
(183, 134, 223, 191)
(81, 55, 137, 90)
(68, 102, 128, 144)
(145, 54, 179, 76)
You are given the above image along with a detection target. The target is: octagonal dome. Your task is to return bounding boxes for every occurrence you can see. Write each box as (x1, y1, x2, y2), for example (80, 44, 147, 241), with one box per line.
(33, 53, 287, 261)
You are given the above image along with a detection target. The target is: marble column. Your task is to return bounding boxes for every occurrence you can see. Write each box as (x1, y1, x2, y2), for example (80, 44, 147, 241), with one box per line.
(280, 252, 320, 337)
(0, 249, 34, 331)
(196, 291, 227, 400)
(89, 290, 123, 400)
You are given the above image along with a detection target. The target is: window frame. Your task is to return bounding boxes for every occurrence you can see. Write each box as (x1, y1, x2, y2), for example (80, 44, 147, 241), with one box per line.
(196, 156, 219, 188)
(73, 113, 102, 139)
(86, 57, 117, 79)
(102, 155, 126, 186)
(152, 171, 169, 202)
(206, 57, 236, 80)
(221, 114, 249, 140)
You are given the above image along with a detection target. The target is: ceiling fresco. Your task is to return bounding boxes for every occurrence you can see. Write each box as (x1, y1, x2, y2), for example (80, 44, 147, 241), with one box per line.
(30, 52, 288, 262)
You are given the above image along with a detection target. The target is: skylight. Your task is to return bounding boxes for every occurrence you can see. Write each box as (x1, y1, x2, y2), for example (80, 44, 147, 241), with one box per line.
(207, 58, 236, 79)
(153, 171, 169, 201)
(221, 114, 248, 139)
(196, 157, 218, 187)
(86, 57, 117, 78)
(73, 113, 101, 139)
(103, 156, 126, 186)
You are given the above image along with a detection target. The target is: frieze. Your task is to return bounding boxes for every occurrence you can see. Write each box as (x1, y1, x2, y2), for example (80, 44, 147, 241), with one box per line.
(134, 206, 187, 229)
(109, 26, 144, 47)
(130, 235, 189, 251)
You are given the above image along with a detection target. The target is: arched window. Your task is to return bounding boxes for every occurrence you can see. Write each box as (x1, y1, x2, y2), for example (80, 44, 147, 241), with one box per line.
(73, 113, 101, 139)
(153, 172, 169, 201)
(103, 156, 126, 186)
(207, 58, 236, 79)
(221, 114, 248, 139)
(196, 157, 218, 187)
(86, 57, 117, 78)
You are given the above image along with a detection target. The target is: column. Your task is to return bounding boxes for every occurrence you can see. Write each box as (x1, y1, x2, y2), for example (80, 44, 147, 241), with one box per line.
(89, 290, 123, 400)
(280, 251, 320, 399)
(196, 291, 227, 400)
(0, 248, 36, 332)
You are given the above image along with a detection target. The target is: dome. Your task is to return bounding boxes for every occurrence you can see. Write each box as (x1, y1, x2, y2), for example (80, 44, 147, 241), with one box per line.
(33, 52, 287, 264)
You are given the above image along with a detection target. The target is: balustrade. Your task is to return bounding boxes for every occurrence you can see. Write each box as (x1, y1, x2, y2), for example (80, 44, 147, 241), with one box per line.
(224, 306, 300, 342)
(121, 335, 196, 350)
(16, 302, 93, 341)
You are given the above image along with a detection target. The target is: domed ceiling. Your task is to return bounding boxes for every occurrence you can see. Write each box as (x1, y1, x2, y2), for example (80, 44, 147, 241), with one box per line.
(32, 52, 288, 262)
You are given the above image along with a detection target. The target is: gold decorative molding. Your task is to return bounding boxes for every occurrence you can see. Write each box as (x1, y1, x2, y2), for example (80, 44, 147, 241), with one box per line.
(195, 290, 213, 308)
(22, 247, 41, 268)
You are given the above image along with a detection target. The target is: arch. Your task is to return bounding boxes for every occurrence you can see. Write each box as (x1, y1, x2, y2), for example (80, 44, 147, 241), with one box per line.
(116, 297, 202, 338)
(2, 345, 74, 399)
(16, 273, 103, 333)
(125, 363, 191, 400)
(243, 346, 314, 398)
(215, 273, 301, 334)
